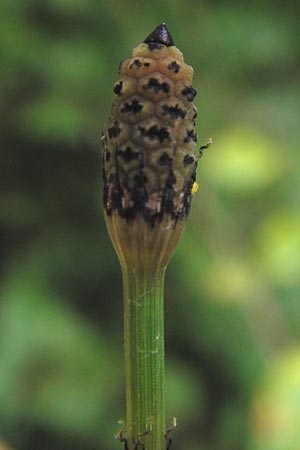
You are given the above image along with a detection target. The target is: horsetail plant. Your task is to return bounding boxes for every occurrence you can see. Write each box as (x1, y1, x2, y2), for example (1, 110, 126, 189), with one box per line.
(102, 23, 210, 450)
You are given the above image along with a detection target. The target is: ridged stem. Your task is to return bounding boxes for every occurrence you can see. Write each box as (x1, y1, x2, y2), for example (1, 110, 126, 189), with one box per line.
(122, 266, 166, 450)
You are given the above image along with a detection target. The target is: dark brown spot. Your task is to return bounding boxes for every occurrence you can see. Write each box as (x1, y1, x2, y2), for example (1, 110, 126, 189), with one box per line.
(168, 61, 180, 73)
(139, 125, 170, 143)
(113, 81, 123, 96)
(130, 59, 142, 69)
(108, 121, 121, 138)
(106, 173, 123, 214)
(157, 152, 172, 166)
(166, 171, 176, 187)
(118, 60, 124, 74)
(144, 62, 150, 67)
(132, 171, 148, 211)
(117, 146, 139, 163)
(133, 172, 147, 186)
(163, 187, 174, 214)
(181, 86, 197, 101)
(184, 129, 197, 143)
(183, 154, 194, 166)
(105, 150, 111, 162)
(162, 170, 176, 215)
(143, 77, 170, 93)
(121, 99, 143, 114)
(162, 103, 186, 119)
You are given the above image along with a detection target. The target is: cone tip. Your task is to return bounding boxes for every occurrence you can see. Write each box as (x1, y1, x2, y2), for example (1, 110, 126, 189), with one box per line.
(144, 23, 174, 47)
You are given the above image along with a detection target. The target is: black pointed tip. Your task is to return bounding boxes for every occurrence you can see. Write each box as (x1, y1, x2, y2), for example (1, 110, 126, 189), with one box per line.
(144, 23, 174, 48)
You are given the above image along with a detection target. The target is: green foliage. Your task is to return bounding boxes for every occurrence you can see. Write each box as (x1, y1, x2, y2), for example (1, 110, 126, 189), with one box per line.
(0, 1, 299, 449)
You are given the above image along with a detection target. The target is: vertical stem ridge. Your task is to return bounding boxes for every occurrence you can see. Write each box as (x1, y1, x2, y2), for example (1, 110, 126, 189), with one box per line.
(123, 267, 166, 450)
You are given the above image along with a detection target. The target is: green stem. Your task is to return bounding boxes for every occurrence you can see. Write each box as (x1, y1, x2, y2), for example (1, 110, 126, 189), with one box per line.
(122, 266, 166, 450)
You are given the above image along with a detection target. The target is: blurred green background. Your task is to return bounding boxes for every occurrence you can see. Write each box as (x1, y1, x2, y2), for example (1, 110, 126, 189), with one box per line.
(0, 1, 300, 449)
